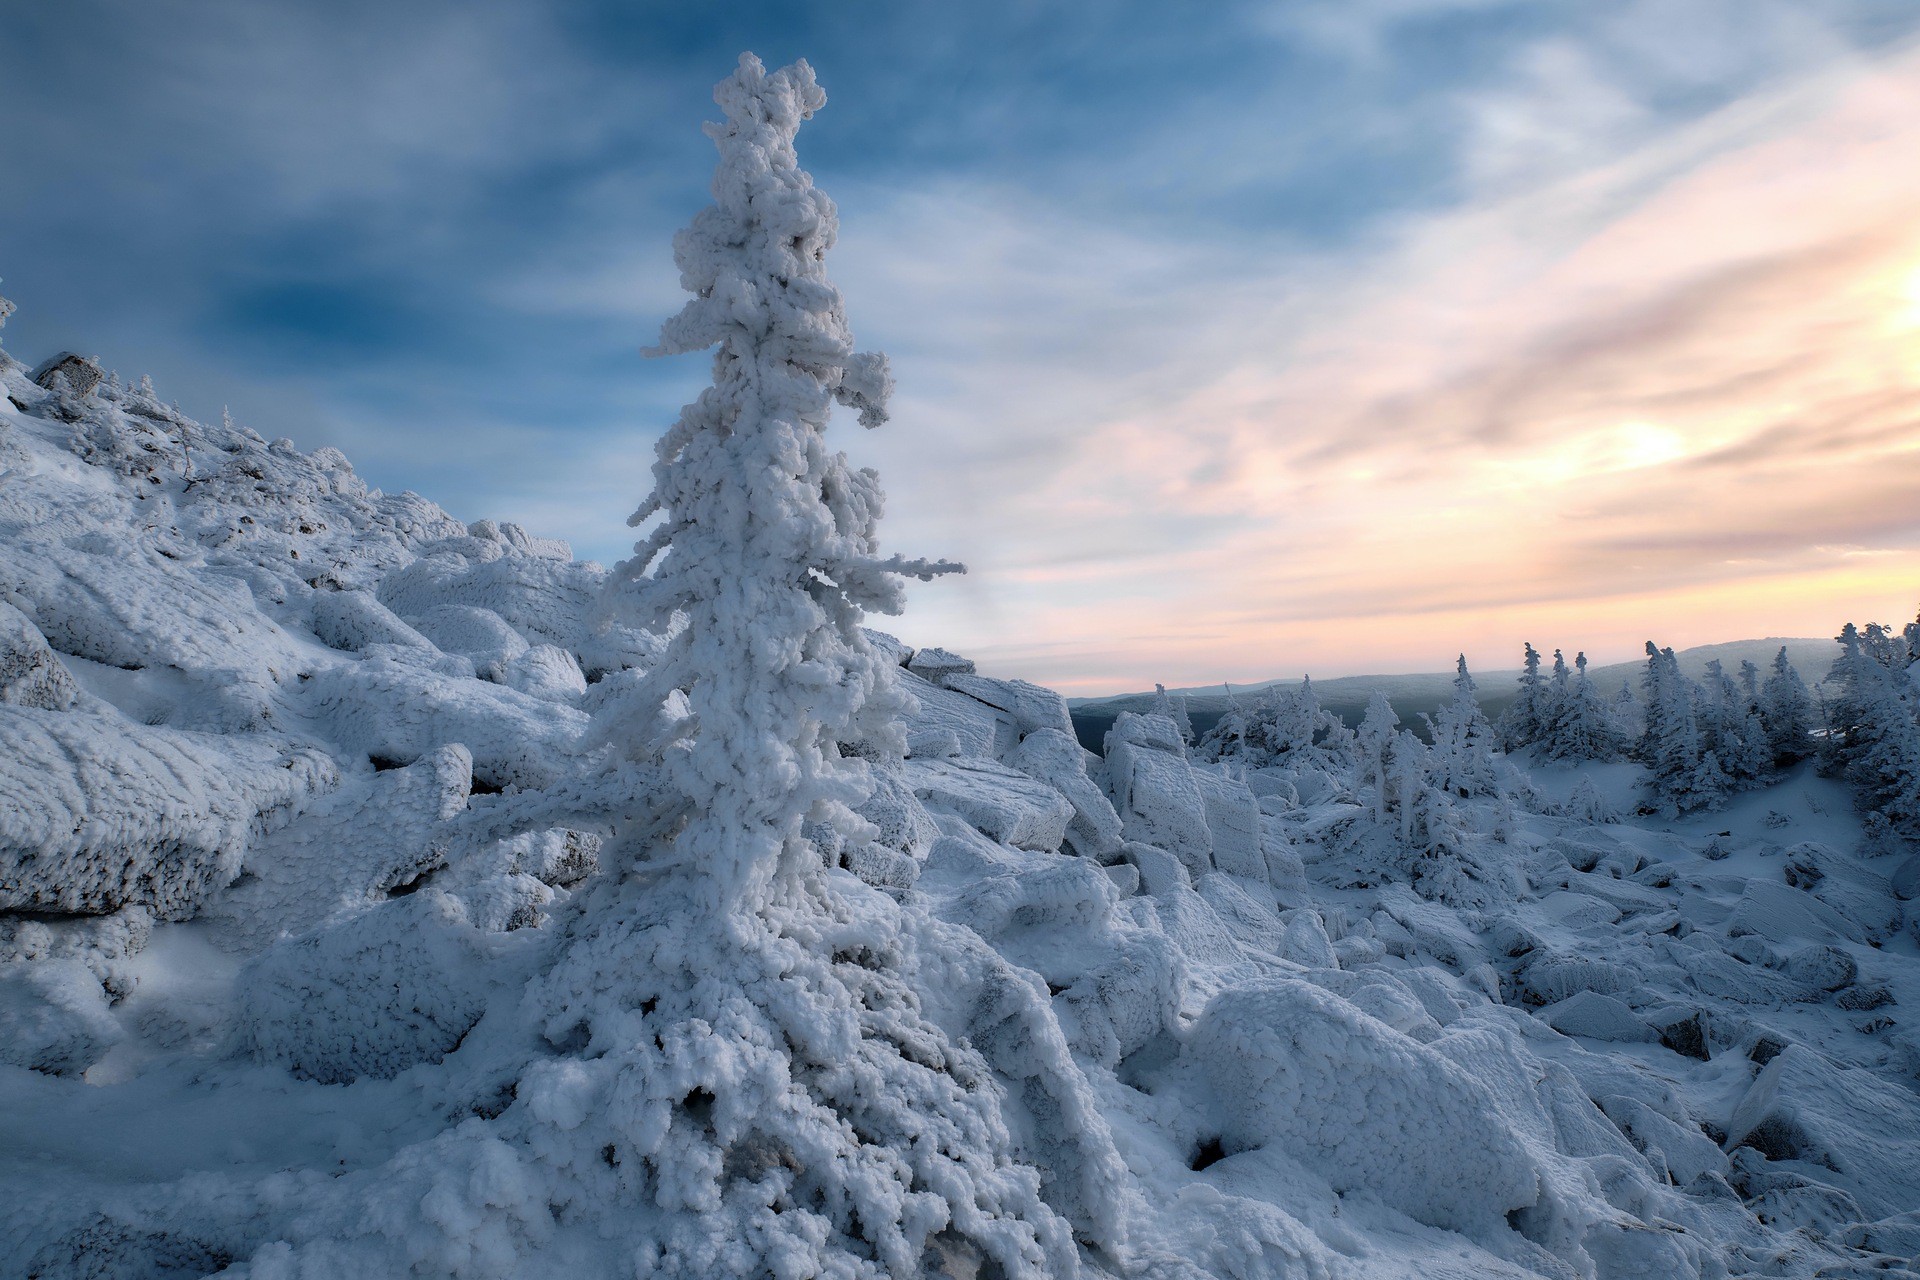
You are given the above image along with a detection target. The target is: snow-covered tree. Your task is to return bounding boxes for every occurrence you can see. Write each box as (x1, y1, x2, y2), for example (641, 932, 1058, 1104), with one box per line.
(563, 56, 1084, 1278)
(1422, 654, 1501, 797)
(1573, 652, 1621, 759)
(1536, 651, 1621, 762)
(1637, 643, 1725, 814)
(1608, 679, 1639, 741)
(1758, 646, 1814, 764)
(1559, 776, 1617, 824)
(1355, 690, 1400, 824)
(1194, 675, 1349, 769)
(1498, 641, 1547, 750)
(1697, 659, 1768, 784)
(1824, 620, 1920, 842)
(608, 56, 960, 913)
(1538, 648, 1573, 747)
(1383, 728, 1494, 906)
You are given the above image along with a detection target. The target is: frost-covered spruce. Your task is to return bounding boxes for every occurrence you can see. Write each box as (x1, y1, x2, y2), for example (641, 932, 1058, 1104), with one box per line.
(1536, 650, 1620, 763)
(606, 53, 958, 912)
(1826, 620, 1920, 842)
(1355, 690, 1399, 824)
(1497, 641, 1547, 750)
(1759, 645, 1815, 764)
(513, 54, 1090, 1280)
(1421, 655, 1500, 797)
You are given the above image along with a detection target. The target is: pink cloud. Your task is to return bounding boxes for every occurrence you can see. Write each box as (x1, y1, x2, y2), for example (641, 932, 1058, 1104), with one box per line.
(858, 41, 1920, 694)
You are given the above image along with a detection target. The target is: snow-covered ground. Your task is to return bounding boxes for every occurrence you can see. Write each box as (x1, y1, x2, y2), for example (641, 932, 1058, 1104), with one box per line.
(4, 343, 1920, 1279)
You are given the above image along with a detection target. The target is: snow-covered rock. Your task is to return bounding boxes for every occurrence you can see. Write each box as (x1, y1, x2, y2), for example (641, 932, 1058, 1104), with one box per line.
(1005, 727, 1124, 860)
(943, 671, 1073, 739)
(0, 707, 336, 917)
(1105, 724, 1214, 876)
(1537, 990, 1655, 1043)
(1188, 978, 1546, 1236)
(0, 599, 80, 710)
(1727, 1045, 1920, 1220)
(905, 645, 974, 682)
(233, 889, 510, 1084)
(903, 756, 1072, 851)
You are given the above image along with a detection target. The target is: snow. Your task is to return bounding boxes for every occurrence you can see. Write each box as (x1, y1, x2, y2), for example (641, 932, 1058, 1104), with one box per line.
(5, 52, 1920, 1280)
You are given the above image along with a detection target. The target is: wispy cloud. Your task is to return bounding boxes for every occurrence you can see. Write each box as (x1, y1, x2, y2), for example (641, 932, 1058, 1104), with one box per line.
(823, 28, 1920, 691)
(6, 1, 1919, 694)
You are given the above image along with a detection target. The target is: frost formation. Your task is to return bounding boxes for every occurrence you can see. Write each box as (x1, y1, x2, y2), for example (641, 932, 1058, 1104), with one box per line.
(3, 53, 1920, 1280)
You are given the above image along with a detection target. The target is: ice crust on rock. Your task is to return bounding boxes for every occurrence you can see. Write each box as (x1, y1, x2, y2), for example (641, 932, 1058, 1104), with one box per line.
(3, 52, 1920, 1280)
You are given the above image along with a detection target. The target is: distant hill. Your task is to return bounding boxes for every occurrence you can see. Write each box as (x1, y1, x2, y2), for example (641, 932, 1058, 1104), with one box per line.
(1067, 637, 1841, 754)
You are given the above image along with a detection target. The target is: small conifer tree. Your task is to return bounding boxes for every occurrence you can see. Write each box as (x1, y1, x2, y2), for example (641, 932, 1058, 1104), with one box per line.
(1422, 655, 1500, 797)
(1759, 646, 1814, 764)
(1499, 642, 1547, 750)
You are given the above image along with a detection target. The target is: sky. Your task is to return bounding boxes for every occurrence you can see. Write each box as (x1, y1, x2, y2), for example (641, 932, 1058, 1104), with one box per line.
(4, 0, 1920, 694)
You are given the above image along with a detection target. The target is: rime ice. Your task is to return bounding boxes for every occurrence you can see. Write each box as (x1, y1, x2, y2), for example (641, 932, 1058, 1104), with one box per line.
(4, 53, 1920, 1280)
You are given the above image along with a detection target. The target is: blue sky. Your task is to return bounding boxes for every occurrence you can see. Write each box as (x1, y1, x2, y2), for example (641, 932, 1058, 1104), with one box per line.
(7, 1, 1920, 691)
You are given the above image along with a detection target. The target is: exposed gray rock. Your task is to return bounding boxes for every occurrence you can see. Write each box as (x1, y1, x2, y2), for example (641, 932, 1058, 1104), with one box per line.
(30, 352, 104, 398)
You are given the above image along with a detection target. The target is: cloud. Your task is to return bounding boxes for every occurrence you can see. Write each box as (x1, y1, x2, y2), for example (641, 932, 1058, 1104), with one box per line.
(8, 1, 1920, 696)
(828, 30, 1920, 692)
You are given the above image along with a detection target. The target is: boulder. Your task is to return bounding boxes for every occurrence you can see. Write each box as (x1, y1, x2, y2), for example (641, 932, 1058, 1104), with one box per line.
(1189, 767, 1265, 883)
(1123, 842, 1191, 899)
(0, 599, 80, 711)
(1891, 855, 1920, 902)
(1005, 727, 1124, 860)
(905, 646, 974, 682)
(1537, 992, 1655, 1044)
(1104, 711, 1187, 756)
(309, 588, 433, 654)
(855, 766, 938, 863)
(0, 707, 337, 918)
(404, 603, 530, 670)
(500, 644, 589, 704)
(1594, 1094, 1728, 1186)
(1727, 1045, 1920, 1219)
(1188, 978, 1545, 1235)
(1278, 911, 1337, 969)
(234, 890, 499, 1085)
(943, 672, 1072, 740)
(1057, 930, 1182, 1066)
(1782, 944, 1857, 992)
(30, 352, 103, 398)
(1727, 880, 1864, 946)
(0, 959, 122, 1076)
(902, 757, 1072, 852)
(1105, 741, 1213, 876)
(899, 669, 1004, 758)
